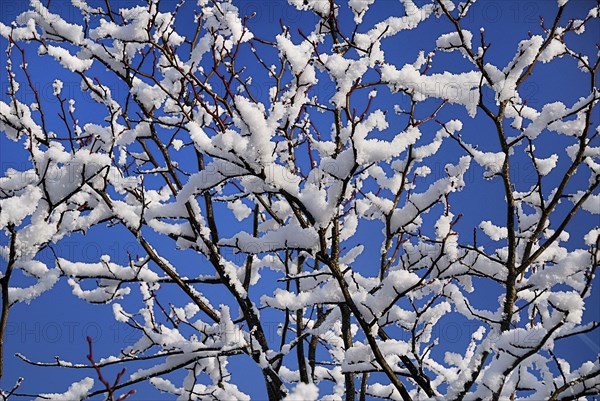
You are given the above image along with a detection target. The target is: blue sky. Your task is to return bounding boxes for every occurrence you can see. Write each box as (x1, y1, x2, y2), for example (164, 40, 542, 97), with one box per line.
(0, 0, 599, 399)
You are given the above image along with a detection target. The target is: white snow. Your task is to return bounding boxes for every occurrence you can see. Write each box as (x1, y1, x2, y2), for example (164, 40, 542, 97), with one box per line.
(480, 221, 508, 241)
(0, 185, 43, 228)
(34, 378, 94, 401)
(228, 199, 252, 221)
(172, 139, 184, 151)
(282, 383, 319, 401)
(42, 45, 93, 72)
(52, 80, 63, 96)
(436, 30, 473, 54)
(534, 154, 559, 176)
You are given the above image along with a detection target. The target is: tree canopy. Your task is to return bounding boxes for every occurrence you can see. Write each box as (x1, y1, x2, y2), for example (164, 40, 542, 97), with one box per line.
(0, 0, 599, 400)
